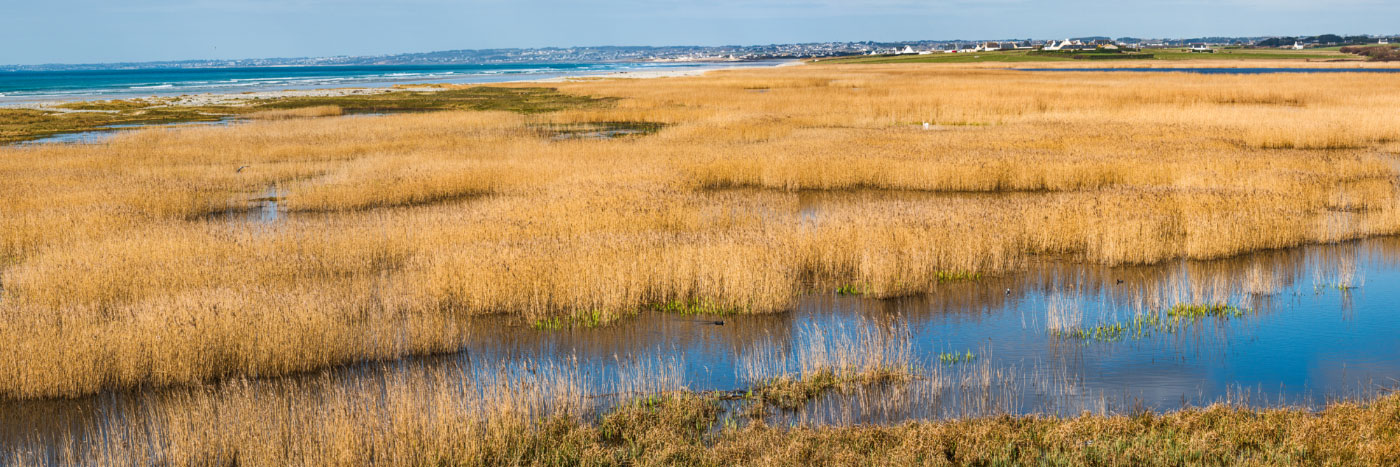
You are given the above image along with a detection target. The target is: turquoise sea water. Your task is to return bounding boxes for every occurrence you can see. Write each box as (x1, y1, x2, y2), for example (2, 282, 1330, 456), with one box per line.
(0, 61, 778, 105)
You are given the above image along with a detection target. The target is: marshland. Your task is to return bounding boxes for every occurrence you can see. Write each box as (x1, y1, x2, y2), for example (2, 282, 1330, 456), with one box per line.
(4, 62, 1400, 464)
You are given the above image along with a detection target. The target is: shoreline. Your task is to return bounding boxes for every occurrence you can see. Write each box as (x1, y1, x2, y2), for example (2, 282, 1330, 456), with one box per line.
(1, 62, 795, 145)
(3, 60, 797, 110)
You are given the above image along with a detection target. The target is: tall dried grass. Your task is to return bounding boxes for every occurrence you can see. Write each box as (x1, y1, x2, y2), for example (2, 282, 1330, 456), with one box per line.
(244, 105, 344, 120)
(3, 64, 1400, 398)
(8, 358, 1399, 465)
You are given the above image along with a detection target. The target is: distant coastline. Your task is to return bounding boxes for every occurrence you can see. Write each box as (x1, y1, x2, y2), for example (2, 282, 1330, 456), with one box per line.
(0, 60, 792, 107)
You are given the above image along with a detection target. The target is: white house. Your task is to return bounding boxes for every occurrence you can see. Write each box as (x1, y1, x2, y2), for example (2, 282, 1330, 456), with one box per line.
(1042, 39, 1085, 51)
(1291, 42, 1305, 50)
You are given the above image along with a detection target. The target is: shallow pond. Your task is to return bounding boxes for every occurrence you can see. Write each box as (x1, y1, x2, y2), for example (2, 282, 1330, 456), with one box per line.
(439, 236, 1400, 415)
(11, 118, 239, 146)
(3, 236, 1399, 459)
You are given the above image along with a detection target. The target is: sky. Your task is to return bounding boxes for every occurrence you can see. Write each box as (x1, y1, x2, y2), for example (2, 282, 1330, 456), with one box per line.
(3, 0, 1398, 65)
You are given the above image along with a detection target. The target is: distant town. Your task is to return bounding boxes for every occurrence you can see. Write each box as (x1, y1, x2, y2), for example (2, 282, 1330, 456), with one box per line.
(4, 34, 1396, 71)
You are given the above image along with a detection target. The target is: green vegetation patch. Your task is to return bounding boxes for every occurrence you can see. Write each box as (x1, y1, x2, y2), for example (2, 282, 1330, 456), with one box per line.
(820, 47, 1356, 65)
(0, 106, 231, 144)
(748, 371, 842, 410)
(1056, 304, 1248, 342)
(54, 97, 176, 111)
(836, 272, 979, 297)
(537, 120, 667, 139)
(834, 283, 870, 296)
(746, 368, 906, 411)
(2, 86, 611, 145)
(1056, 322, 1131, 342)
(1340, 45, 1400, 61)
(599, 393, 721, 452)
(1149, 48, 1352, 61)
(1167, 303, 1246, 319)
(820, 50, 1073, 64)
(351, 392, 1400, 464)
(529, 309, 612, 330)
(937, 350, 977, 365)
(655, 298, 744, 316)
(254, 86, 610, 114)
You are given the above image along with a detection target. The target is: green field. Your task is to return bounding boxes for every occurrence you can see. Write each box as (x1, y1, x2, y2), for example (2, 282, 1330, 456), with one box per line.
(816, 50, 1070, 64)
(1149, 48, 1353, 60)
(819, 47, 1359, 65)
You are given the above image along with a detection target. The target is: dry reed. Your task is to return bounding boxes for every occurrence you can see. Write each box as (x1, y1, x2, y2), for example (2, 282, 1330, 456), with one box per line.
(244, 105, 344, 120)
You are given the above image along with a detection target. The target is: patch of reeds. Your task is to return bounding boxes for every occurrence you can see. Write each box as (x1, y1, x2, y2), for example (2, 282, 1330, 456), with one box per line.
(6, 356, 1398, 465)
(244, 105, 344, 120)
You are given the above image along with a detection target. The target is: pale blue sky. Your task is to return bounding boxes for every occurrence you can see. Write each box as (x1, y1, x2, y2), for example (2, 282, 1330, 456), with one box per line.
(3, 0, 1397, 65)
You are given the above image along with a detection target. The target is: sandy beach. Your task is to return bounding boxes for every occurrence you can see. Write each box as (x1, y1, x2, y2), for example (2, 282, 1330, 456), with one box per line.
(7, 61, 794, 111)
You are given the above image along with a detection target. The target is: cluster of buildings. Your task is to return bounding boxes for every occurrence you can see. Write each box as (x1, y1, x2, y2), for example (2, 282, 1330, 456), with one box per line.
(865, 35, 1398, 56)
(873, 39, 1126, 55)
(11, 36, 1399, 72)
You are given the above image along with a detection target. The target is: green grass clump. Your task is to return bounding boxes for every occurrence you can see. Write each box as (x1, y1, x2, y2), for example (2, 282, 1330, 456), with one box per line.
(1056, 323, 1129, 342)
(937, 350, 977, 364)
(934, 271, 983, 282)
(655, 298, 742, 315)
(747, 367, 906, 411)
(834, 284, 869, 296)
(1057, 305, 1248, 343)
(1167, 303, 1245, 319)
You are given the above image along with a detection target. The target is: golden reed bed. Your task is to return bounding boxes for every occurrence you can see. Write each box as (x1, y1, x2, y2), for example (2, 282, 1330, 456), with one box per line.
(2, 62, 1400, 399)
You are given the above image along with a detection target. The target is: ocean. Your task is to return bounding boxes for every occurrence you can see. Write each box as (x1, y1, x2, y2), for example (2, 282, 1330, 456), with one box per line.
(0, 61, 780, 105)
